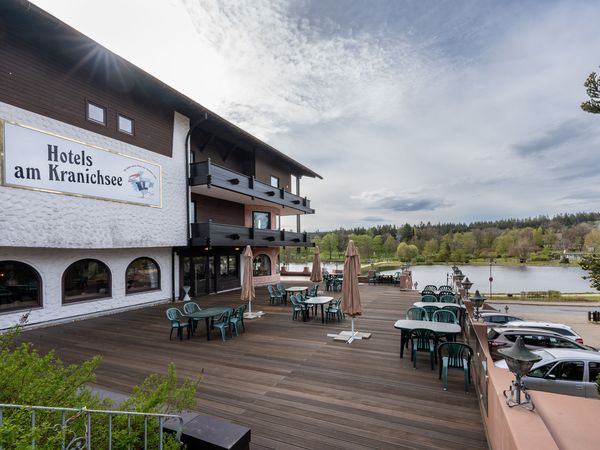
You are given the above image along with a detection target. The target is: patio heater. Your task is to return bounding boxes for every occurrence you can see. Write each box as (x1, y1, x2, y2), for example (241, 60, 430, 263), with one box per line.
(469, 290, 486, 321)
(461, 277, 473, 300)
(499, 336, 542, 410)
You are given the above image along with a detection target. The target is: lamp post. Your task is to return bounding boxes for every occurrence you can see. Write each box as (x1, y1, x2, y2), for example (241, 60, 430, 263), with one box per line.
(489, 258, 494, 301)
(469, 290, 486, 321)
(498, 336, 542, 410)
(462, 277, 473, 300)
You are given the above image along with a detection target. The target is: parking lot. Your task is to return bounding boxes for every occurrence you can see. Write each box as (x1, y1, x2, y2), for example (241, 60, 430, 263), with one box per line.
(489, 302, 600, 348)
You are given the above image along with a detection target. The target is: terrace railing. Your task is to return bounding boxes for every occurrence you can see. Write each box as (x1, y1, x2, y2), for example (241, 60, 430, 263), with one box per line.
(0, 403, 183, 450)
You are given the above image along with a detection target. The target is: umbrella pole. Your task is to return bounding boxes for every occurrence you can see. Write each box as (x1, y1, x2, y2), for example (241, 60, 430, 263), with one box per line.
(347, 317, 363, 344)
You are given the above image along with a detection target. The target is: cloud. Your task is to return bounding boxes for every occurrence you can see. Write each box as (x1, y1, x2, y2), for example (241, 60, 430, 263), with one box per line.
(512, 121, 590, 157)
(29, 0, 600, 231)
(353, 189, 449, 212)
(361, 216, 386, 222)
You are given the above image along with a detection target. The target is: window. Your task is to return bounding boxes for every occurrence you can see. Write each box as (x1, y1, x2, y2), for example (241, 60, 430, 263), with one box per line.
(589, 362, 600, 383)
(0, 261, 42, 312)
(528, 363, 554, 378)
(117, 114, 134, 135)
(253, 254, 271, 277)
(219, 256, 238, 278)
(63, 259, 111, 303)
(253, 211, 270, 230)
(270, 176, 279, 188)
(126, 258, 160, 294)
(546, 336, 580, 349)
(547, 361, 585, 381)
(87, 101, 106, 125)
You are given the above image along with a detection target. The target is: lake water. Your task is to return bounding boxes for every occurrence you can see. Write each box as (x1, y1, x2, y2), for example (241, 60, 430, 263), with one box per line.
(285, 263, 593, 293)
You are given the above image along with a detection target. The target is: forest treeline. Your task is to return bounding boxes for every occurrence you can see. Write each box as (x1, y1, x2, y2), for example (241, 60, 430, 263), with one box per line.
(290, 212, 600, 263)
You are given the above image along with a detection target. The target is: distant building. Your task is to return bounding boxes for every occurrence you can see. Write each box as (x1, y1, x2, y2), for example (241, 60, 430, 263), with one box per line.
(0, 1, 320, 329)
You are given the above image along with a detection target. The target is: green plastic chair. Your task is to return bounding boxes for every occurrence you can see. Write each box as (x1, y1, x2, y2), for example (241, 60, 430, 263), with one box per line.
(432, 309, 458, 324)
(438, 285, 453, 291)
(438, 342, 473, 391)
(439, 294, 456, 304)
(442, 305, 462, 325)
(306, 284, 319, 298)
(420, 290, 436, 297)
(230, 304, 247, 335)
(165, 308, 190, 341)
(406, 306, 428, 321)
(182, 302, 202, 334)
(290, 294, 307, 321)
(212, 309, 233, 342)
(422, 305, 438, 321)
(326, 298, 343, 322)
(267, 285, 284, 305)
(410, 328, 437, 370)
(423, 285, 437, 292)
(421, 294, 437, 303)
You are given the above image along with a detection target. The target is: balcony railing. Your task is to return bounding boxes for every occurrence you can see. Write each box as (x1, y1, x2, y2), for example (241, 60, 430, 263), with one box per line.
(190, 222, 311, 247)
(189, 159, 314, 214)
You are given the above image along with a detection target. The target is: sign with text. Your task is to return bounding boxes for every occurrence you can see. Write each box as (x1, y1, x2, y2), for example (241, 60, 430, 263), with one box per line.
(1, 120, 162, 207)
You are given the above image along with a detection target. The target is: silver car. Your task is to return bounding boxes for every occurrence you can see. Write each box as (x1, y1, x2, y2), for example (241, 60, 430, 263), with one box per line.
(487, 327, 595, 361)
(480, 312, 523, 325)
(496, 348, 600, 399)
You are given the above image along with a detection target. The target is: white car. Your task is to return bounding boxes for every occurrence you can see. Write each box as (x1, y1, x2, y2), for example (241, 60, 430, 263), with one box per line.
(503, 321, 584, 344)
(495, 348, 600, 399)
(480, 312, 523, 325)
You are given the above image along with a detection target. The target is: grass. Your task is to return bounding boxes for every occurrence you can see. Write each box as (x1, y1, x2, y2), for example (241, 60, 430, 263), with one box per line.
(489, 293, 600, 303)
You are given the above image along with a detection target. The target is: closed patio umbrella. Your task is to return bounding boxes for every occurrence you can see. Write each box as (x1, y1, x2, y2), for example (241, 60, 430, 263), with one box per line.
(341, 240, 363, 343)
(310, 245, 323, 283)
(240, 245, 257, 318)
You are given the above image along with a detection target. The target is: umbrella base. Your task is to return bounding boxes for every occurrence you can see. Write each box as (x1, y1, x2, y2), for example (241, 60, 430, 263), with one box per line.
(327, 330, 372, 343)
(243, 311, 264, 319)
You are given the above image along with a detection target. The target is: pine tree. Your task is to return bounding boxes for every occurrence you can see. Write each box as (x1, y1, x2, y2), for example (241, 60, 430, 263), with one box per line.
(581, 69, 600, 114)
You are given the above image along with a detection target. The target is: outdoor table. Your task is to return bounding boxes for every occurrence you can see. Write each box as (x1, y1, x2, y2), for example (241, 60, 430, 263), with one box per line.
(393, 319, 461, 358)
(186, 307, 231, 341)
(285, 286, 308, 300)
(303, 296, 334, 323)
(412, 302, 466, 309)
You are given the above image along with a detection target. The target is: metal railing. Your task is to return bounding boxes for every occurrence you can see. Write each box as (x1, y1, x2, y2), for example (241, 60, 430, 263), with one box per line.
(0, 403, 183, 450)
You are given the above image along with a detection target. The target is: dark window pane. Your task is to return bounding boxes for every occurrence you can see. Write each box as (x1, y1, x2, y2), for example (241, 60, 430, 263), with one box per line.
(253, 212, 270, 230)
(126, 258, 160, 294)
(0, 261, 42, 312)
(64, 259, 111, 303)
(528, 363, 554, 378)
(253, 254, 271, 276)
(548, 361, 585, 381)
(589, 362, 600, 383)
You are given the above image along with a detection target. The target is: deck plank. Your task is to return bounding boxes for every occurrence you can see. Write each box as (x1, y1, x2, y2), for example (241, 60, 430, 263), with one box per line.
(21, 283, 487, 449)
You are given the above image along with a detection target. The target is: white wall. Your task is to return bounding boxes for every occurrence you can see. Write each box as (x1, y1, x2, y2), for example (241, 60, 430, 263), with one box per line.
(0, 247, 178, 329)
(0, 103, 189, 249)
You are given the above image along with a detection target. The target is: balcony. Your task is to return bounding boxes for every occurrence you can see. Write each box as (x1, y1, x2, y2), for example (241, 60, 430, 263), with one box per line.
(189, 160, 314, 215)
(190, 222, 311, 247)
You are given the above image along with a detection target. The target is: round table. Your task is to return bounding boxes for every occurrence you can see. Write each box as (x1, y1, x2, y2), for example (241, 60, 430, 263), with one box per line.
(393, 319, 461, 358)
(303, 296, 334, 323)
(185, 307, 231, 341)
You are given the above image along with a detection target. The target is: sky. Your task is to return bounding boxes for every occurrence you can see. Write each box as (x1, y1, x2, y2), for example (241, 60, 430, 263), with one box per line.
(31, 0, 600, 232)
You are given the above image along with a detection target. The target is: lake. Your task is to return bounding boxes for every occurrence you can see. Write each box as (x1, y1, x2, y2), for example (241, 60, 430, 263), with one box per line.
(285, 263, 593, 293)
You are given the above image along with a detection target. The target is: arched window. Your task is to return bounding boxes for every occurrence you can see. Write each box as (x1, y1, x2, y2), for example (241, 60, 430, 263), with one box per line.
(126, 257, 160, 294)
(0, 261, 42, 312)
(253, 254, 271, 277)
(63, 259, 111, 304)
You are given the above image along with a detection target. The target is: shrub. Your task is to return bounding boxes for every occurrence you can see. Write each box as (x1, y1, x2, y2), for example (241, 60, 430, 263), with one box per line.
(0, 324, 200, 448)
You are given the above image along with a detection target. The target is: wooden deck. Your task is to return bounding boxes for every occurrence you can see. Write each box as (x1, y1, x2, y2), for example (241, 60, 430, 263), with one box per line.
(23, 283, 487, 449)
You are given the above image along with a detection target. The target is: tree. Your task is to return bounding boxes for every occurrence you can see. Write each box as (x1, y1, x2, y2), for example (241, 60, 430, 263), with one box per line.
(422, 239, 439, 259)
(584, 228, 600, 253)
(396, 242, 419, 262)
(383, 235, 397, 257)
(320, 233, 339, 260)
(580, 254, 600, 291)
(581, 69, 600, 114)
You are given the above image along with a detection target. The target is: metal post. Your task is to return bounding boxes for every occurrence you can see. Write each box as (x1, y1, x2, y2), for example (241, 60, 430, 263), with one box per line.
(86, 412, 91, 449)
(108, 413, 112, 450)
(158, 417, 163, 450)
(31, 409, 36, 449)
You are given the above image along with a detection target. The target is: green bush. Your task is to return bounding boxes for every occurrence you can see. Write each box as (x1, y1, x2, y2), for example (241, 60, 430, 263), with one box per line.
(0, 324, 200, 448)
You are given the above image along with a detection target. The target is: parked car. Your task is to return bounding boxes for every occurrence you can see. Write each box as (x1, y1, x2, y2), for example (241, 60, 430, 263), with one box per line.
(495, 348, 600, 399)
(503, 321, 584, 344)
(480, 312, 523, 325)
(487, 327, 596, 360)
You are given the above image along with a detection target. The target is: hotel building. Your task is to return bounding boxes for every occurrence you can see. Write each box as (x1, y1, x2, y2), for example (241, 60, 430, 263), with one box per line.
(0, 1, 320, 329)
